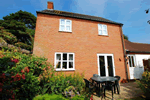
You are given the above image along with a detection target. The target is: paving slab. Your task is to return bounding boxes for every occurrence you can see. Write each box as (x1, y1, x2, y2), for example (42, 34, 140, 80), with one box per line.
(93, 81, 144, 100)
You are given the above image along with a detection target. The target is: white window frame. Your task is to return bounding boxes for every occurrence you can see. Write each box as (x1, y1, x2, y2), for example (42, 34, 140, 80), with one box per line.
(127, 55, 136, 67)
(59, 19, 72, 32)
(54, 52, 75, 71)
(98, 24, 108, 36)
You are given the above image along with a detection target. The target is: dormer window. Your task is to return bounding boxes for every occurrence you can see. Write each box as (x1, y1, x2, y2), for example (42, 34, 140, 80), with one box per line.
(59, 19, 72, 32)
(98, 24, 108, 36)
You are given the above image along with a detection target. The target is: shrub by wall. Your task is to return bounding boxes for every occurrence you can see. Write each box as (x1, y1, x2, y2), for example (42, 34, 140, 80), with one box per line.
(0, 49, 53, 99)
(136, 71, 150, 98)
(0, 48, 87, 99)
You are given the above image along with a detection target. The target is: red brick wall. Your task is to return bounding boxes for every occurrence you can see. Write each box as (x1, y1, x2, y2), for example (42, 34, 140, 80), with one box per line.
(33, 13, 127, 80)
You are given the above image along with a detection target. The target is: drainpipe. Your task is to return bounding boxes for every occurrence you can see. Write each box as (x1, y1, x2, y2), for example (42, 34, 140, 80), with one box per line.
(120, 25, 129, 81)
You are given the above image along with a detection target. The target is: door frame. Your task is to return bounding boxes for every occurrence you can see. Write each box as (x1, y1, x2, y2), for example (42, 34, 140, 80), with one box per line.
(97, 54, 116, 77)
(127, 54, 137, 79)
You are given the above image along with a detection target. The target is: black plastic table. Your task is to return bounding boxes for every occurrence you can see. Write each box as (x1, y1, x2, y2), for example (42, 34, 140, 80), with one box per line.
(91, 76, 117, 97)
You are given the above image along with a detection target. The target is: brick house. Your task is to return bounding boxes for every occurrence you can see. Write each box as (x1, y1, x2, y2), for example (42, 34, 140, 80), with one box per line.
(33, 2, 127, 80)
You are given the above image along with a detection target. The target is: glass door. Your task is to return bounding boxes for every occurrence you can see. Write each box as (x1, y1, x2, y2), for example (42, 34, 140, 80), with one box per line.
(97, 54, 115, 77)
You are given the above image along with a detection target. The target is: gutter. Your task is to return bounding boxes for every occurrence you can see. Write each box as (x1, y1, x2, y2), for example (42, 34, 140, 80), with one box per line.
(120, 26, 129, 81)
(126, 51, 150, 54)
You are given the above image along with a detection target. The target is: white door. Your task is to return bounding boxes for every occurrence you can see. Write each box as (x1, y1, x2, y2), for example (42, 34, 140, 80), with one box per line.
(128, 55, 136, 79)
(97, 54, 115, 77)
(128, 55, 145, 79)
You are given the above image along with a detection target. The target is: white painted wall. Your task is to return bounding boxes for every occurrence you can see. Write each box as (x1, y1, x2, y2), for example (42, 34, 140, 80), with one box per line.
(135, 54, 150, 67)
(127, 54, 150, 79)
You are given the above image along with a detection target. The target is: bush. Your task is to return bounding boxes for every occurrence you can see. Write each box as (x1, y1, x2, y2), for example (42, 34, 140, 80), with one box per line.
(0, 49, 53, 100)
(33, 94, 68, 100)
(0, 48, 87, 99)
(33, 94, 86, 100)
(15, 42, 32, 50)
(136, 71, 150, 98)
(39, 72, 85, 96)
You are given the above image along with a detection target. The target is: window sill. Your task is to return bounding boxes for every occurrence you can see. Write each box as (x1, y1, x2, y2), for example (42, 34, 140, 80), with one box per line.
(98, 34, 109, 37)
(59, 31, 72, 33)
(55, 69, 75, 71)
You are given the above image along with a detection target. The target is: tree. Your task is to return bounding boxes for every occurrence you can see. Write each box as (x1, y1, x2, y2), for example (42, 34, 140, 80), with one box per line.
(123, 34, 129, 40)
(0, 10, 36, 50)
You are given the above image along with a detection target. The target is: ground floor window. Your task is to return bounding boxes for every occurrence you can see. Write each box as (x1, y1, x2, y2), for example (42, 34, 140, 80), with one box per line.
(55, 52, 75, 71)
(128, 55, 136, 67)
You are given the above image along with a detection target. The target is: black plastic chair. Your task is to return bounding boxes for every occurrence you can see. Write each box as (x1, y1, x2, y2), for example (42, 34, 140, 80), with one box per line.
(83, 78, 95, 93)
(102, 81, 115, 99)
(93, 74, 100, 87)
(114, 76, 121, 94)
(93, 74, 99, 77)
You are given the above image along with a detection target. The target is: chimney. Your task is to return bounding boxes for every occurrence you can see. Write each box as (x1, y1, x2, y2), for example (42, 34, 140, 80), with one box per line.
(47, 1, 54, 10)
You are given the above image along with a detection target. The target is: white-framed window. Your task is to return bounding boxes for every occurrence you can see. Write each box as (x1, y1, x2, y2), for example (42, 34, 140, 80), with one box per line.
(59, 19, 72, 32)
(128, 55, 136, 67)
(55, 52, 75, 71)
(98, 24, 108, 35)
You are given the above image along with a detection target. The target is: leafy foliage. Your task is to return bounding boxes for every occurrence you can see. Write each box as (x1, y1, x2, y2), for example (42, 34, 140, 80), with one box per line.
(0, 49, 53, 99)
(33, 94, 85, 100)
(123, 34, 129, 40)
(38, 71, 85, 96)
(0, 26, 17, 44)
(0, 48, 88, 100)
(136, 71, 150, 98)
(0, 10, 36, 50)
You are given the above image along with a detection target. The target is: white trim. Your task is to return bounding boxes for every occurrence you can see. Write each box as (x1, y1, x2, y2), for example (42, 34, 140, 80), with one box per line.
(54, 52, 75, 71)
(98, 24, 108, 36)
(59, 19, 72, 32)
(97, 54, 115, 77)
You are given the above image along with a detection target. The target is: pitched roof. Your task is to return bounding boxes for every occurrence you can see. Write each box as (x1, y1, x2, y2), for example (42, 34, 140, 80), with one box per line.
(124, 40, 150, 53)
(37, 10, 123, 25)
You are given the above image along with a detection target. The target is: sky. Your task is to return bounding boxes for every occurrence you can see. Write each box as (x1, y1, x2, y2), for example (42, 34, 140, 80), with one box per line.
(0, 0, 150, 44)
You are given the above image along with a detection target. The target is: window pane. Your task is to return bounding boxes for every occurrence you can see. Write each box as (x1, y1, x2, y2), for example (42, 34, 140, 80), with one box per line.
(56, 61, 61, 68)
(129, 56, 132, 67)
(131, 56, 135, 67)
(103, 25, 107, 30)
(99, 56, 106, 76)
(69, 54, 73, 60)
(63, 62, 67, 69)
(66, 26, 71, 31)
(61, 19, 65, 24)
(66, 20, 71, 25)
(69, 62, 73, 68)
(107, 56, 114, 77)
(63, 53, 67, 60)
(99, 30, 102, 35)
(98, 24, 102, 30)
(103, 30, 107, 35)
(56, 54, 61, 60)
(60, 25, 65, 31)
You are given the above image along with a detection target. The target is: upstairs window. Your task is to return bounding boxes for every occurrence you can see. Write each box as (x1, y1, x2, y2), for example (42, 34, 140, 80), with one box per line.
(55, 52, 75, 71)
(98, 24, 108, 36)
(59, 19, 72, 32)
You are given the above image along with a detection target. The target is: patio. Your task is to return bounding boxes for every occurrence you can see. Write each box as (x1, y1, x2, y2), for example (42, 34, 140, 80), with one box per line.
(93, 81, 144, 100)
